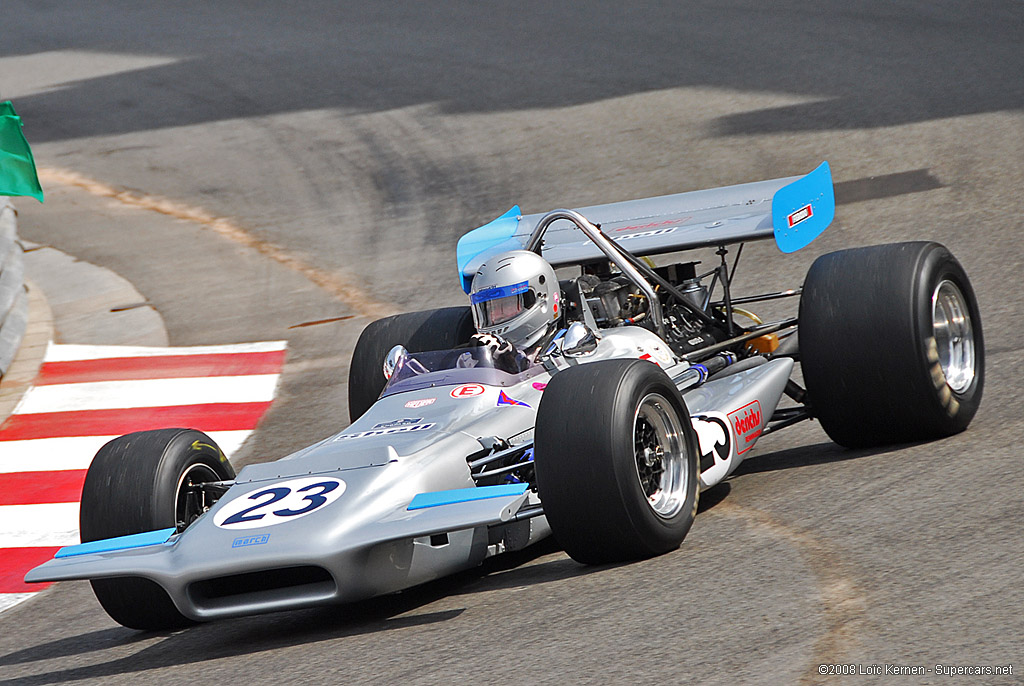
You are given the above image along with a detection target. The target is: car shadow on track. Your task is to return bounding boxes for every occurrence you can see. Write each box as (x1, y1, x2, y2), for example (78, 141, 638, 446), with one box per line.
(0, 540, 614, 684)
(697, 481, 732, 514)
(0, 601, 467, 685)
(0, 626, 153, 671)
(733, 439, 926, 477)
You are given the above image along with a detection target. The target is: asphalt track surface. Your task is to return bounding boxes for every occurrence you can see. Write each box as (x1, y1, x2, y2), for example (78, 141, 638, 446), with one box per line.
(2, 2, 1023, 684)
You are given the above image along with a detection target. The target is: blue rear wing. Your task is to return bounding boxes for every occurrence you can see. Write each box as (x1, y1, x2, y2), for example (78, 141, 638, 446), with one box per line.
(457, 163, 835, 291)
(771, 161, 835, 253)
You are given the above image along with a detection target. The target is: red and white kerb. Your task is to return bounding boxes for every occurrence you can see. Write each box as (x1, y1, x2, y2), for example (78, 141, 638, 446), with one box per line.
(0, 341, 286, 614)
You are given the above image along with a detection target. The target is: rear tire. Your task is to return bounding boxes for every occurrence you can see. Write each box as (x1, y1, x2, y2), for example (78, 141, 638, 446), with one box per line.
(347, 306, 475, 420)
(534, 359, 699, 564)
(800, 242, 983, 447)
(80, 429, 235, 630)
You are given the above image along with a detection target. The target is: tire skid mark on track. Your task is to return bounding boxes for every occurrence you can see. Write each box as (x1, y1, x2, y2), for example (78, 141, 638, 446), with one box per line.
(0, 341, 287, 612)
(36, 167, 399, 320)
(716, 501, 869, 683)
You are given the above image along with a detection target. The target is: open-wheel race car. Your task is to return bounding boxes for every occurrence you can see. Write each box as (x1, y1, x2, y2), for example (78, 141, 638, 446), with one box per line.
(26, 162, 983, 630)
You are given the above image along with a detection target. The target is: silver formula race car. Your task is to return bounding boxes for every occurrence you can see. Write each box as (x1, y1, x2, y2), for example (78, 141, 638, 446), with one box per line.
(27, 162, 984, 630)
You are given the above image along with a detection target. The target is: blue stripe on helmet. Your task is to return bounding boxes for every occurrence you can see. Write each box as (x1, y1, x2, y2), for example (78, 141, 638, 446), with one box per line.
(470, 280, 529, 305)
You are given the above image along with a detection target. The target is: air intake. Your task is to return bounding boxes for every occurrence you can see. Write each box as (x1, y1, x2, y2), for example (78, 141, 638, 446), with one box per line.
(189, 566, 336, 611)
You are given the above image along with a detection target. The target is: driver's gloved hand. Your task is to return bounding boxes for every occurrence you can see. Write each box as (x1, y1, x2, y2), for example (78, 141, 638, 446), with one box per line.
(470, 332, 514, 358)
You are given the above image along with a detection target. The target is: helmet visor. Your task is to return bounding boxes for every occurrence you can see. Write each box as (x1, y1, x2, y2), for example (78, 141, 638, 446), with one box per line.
(471, 281, 536, 328)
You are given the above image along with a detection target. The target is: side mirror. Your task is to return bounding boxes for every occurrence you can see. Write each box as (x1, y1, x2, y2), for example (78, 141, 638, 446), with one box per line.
(562, 321, 598, 356)
(383, 345, 408, 380)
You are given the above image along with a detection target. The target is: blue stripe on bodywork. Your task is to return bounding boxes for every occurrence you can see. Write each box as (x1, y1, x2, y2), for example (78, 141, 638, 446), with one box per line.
(772, 161, 835, 253)
(54, 527, 177, 558)
(456, 206, 522, 293)
(407, 483, 529, 510)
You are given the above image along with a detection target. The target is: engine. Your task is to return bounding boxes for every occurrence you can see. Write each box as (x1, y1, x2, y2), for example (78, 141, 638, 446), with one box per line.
(573, 261, 722, 357)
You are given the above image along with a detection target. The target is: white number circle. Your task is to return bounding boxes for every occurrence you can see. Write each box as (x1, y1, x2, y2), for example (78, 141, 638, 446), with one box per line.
(214, 476, 347, 530)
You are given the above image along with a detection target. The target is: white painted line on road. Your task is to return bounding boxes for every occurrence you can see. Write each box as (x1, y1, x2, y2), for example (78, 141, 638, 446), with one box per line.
(0, 503, 80, 548)
(15, 375, 281, 414)
(44, 340, 287, 362)
(0, 436, 113, 473)
(0, 430, 253, 473)
(0, 593, 35, 614)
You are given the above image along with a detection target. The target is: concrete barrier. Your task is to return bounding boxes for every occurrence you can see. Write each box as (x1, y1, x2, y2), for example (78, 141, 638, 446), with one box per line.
(0, 198, 27, 377)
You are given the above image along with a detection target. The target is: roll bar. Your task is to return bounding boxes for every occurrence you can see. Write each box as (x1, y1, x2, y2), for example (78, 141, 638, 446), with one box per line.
(525, 209, 665, 337)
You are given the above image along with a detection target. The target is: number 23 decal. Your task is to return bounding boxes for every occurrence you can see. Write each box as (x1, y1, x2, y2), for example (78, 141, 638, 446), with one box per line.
(214, 477, 347, 530)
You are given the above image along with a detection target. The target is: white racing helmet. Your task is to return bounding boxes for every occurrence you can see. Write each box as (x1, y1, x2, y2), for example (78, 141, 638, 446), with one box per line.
(469, 250, 560, 350)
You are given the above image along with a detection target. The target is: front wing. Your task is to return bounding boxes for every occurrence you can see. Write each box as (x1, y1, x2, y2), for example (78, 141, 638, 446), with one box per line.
(26, 483, 530, 620)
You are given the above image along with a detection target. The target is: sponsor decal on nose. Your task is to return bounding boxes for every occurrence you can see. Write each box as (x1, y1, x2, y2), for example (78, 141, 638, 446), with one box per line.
(451, 384, 486, 398)
(372, 417, 422, 429)
(496, 390, 531, 408)
(404, 397, 436, 409)
(332, 423, 435, 441)
(232, 534, 270, 548)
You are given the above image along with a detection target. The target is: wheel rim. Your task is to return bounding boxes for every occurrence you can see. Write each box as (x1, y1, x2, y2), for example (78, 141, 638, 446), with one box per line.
(175, 463, 220, 532)
(931, 279, 976, 394)
(633, 393, 688, 519)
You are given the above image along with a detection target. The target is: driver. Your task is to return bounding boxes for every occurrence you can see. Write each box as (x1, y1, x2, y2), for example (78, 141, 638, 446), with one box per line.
(468, 249, 562, 371)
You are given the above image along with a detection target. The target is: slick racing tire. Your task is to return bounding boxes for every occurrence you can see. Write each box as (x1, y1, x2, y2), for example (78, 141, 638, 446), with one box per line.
(80, 429, 235, 631)
(800, 242, 984, 448)
(534, 359, 700, 564)
(348, 306, 475, 421)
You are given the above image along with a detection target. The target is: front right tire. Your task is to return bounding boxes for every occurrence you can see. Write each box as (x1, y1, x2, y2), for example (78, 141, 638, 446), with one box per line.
(534, 359, 699, 564)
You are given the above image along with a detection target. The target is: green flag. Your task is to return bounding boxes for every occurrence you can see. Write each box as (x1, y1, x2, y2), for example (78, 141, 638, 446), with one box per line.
(0, 101, 43, 202)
